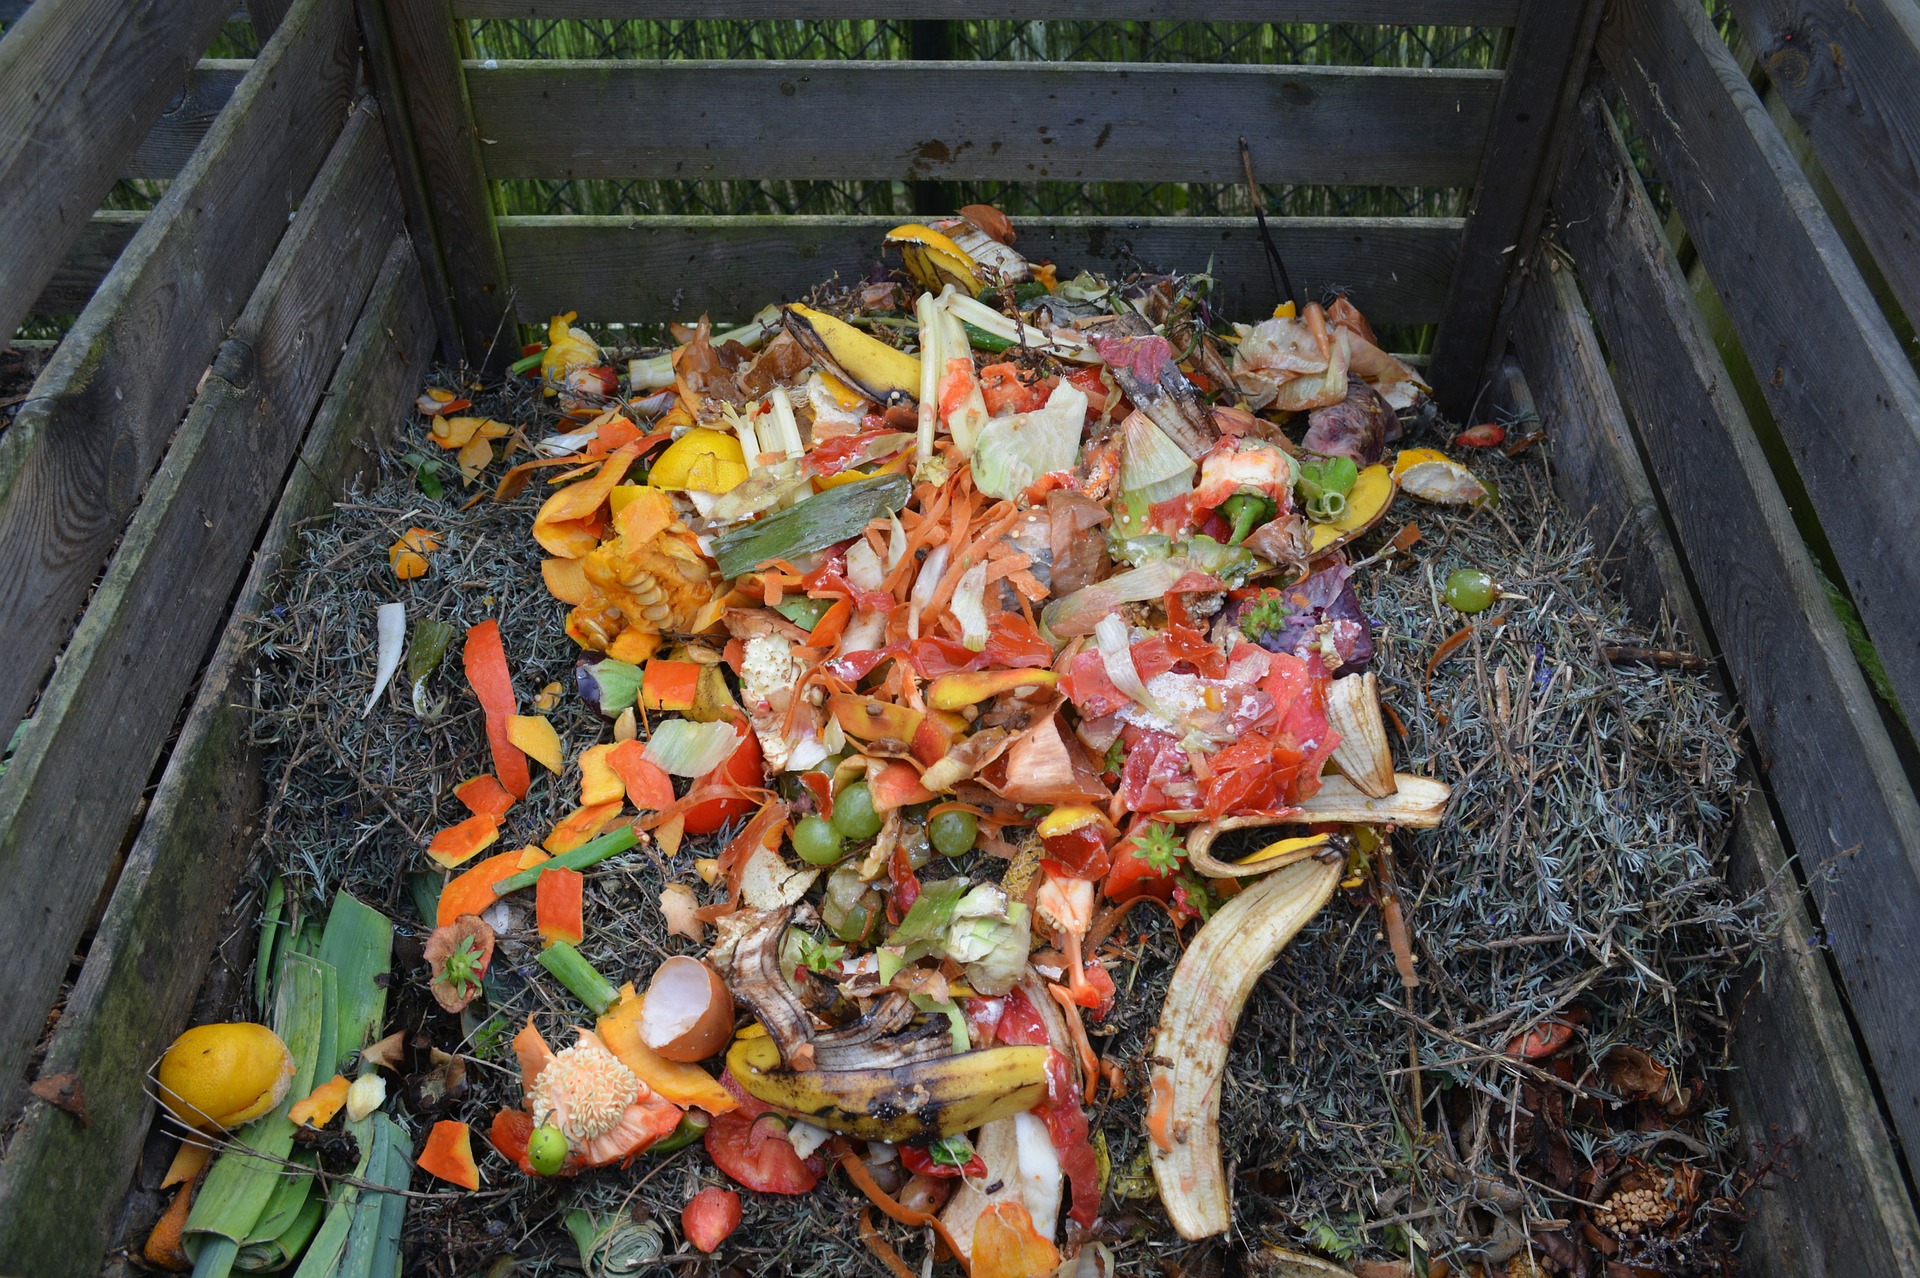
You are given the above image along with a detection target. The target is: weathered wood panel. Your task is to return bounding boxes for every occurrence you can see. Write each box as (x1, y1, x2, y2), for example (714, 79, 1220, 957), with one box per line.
(0, 0, 357, 752)
(32, 212, 145, 317)
(124, 59, 247, 180)
(1506, 266, 1920, 1277)
(1553, 86, 1920, 1174)
(1600, 0, 1920, 732)
(0, 0, 232, 341)
(467, 60, 1503, 186)
(456, 0, 1521, 19)
(497, 214, 1462, 326)
(0, 237, 431, 1278)
(0, 105, 404, 1126)
(387, 0, 515, 369)
(1426, 0, 1603, 413)
(1724, 0, 1920, 333)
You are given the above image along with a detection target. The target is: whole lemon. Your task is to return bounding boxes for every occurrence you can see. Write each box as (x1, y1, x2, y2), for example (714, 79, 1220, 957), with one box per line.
(157, 1023, 296, 1131)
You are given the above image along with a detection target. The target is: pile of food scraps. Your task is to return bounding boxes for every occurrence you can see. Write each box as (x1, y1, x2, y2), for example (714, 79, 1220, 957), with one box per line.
(147, 208, 1767, 1278)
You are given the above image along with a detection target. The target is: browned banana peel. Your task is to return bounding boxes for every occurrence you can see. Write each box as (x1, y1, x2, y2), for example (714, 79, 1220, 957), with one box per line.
(1148, 853, 1343, 1238)
(1185, 816, 1340, 879)
(1295, 773, 1450, 827)
(1325, 672, 1397, 798)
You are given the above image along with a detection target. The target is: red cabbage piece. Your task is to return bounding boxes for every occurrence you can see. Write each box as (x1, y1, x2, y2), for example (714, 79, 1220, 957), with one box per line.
(1235, 562, 1374, 675)
(1301, 376, 1396, 466)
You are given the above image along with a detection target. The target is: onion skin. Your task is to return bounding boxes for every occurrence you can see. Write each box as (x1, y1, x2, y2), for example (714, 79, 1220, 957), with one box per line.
(640, 956, 734, 1063)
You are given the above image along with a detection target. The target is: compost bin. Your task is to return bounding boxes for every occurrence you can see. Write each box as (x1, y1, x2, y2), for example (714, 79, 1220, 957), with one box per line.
(1, 2, 1917, 1276)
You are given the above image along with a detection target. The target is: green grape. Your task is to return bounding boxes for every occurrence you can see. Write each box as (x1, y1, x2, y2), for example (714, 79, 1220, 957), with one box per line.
(1444, 568, 1497, 615)
(822, 865, 883, 944)
(792, 814, 846, 866)
(830, 780, 883, 839)
(528, 1125, 568, 1176)
(929, 809, 979, 857)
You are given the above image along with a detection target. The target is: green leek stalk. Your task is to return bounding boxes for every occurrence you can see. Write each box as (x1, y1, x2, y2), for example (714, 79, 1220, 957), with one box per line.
(243, 1155, 319, 1253)
(316, 891, 393, 1073)
(335, 1116, 410, 1278)
(287, 1117, 375, 1278)
(492, 825, 638, 896)
(254, 876, 285, 1015)
(538, 941, 621, 1015)
(235, 1190, 322, 1271)
(710, 473, 912, 580)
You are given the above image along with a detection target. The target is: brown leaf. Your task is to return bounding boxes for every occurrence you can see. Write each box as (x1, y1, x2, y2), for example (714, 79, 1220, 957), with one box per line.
(29, 1072, 88, 1127)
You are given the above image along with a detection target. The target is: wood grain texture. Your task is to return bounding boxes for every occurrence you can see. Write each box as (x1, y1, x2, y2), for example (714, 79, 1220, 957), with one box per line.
(0, 237, 431, 1278)
(1426, 0, 1603, 413)
(387, 0, 515, 369)
(32, 211, 144, 317)
(1505, 268, 1920, 1276)
(0, 0, 231, 341)
(1600, 0, 1920, 731)
(124, 59, 247, 180)
(1724, 0, 1920, 333)
(0, 0, 357, 748)
(466, 60, 1503, 187)
(1554, 87, 1920, 1171)
(498, 215, 1462, 326)
(0, 105, 403, 1126)
(454, 0, 1522, 19)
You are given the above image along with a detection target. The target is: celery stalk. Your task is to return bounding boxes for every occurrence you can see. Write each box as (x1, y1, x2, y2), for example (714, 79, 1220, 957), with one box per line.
(491, 825, 637, 896)
(538, 941, 620, 1015)
(315, 890, 393, 1072)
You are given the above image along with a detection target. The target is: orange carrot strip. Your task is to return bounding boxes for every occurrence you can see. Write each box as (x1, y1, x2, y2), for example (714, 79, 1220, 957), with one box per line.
(808, 598, 853, 649)
(859, 1211, 920, 1278)
(463, 620, 530, 799)
(536, 867, 587, 947)
(836, 1150, 973, 1276)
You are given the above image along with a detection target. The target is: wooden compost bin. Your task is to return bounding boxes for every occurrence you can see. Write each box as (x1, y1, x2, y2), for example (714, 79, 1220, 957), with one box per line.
(0, 0, 1916, 1273)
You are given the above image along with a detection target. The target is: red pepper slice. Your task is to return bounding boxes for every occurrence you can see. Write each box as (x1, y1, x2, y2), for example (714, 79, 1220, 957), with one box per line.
(899, 1143, 987, 1180)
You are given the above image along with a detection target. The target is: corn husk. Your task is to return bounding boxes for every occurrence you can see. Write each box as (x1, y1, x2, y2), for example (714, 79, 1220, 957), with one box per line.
(1325, 673, 1396, 798)
(1295, 773, 1449, 827)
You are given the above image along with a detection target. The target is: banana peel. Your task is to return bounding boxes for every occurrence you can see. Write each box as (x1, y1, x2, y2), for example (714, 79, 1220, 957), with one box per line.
(1148, 854, 1342, 1239)
(886, 224, 984, 296)
(725, 1032, 1047, 1141)
(785, 303, 921, 404)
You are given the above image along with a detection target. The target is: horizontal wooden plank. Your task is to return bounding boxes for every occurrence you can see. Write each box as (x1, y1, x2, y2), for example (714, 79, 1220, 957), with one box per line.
(1600, 0, 1920, 730)
(0, 0, 231, 341)
(0, 236, 432, 1278)
(467, 60, 1502, 186)
(32, 211, 143, 316)
(1554, 85, 1920, 1176)
(0, 98, 401, 1127)
(1725, 0, 1920, 338)
(125, 58, 246, 179)
(0, 0, 358, 780)
(1504, 271, 1920, 1277)
(457, 0, 1522, 19)
(498, 214, 1460, 327)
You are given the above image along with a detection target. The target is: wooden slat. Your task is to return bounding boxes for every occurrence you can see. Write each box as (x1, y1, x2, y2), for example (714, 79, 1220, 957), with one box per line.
(497, 214, 1462, 327)
(1554, 86, 1920, 1169)
(124, 59, 246, 180)
(0, 0, 231, 341)
(1504, 270, 1920, 1276)
(0, 103, 403, 1126)
(1426, 0, 1603, 413)
(387, 0, 515, 369)
(467, 60, 1503, 186)
(455, 0, 1521, 19)
(32, 211, 144, 317)
(0, 237, 431, 1278)
(0, 0, 357, 753)
(1725, 0, 1920, 334)
(1599, 0, 1920, 729)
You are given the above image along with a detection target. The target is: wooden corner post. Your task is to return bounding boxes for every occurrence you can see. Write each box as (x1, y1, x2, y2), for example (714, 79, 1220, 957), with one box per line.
(1427, 0, 1605, 417)
(368, 0, 514, 369)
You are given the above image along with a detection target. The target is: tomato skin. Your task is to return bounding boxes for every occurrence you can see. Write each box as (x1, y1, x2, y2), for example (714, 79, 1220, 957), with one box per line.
(1103, 816, 1181, 904)
(704, 1073, 825, 1194)
(979, 363, 1056, 416)
(683, 1186, 743, 1252)
(683, 724, 763, 835)
(1039, 824, 1112, 881)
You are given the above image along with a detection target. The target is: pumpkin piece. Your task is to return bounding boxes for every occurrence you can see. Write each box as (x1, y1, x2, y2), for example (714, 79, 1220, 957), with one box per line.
(542, 556, 594, 606)
(641, 660, 703, 713)
(289, 1074, 350, 1127)
(420, 1119, 482, 1190)
(457, 436, 494, 484)
(869, 759, 935, 813)
(533, 443, 641, 558)
(439, 848, 549, 927)
(543, 802, 625, 855)
(427, 813, 502, 869)
(587, 415, 642, 456)
(607, 739, 676, 811)
(536, 867, 587, 948)
(578, 743, 624, 806)
(606, 628, 663, 663)
(507, 714, 565, 775)
(596, 984, 738, 1113)
(454, 773, 516, 821)
(464, 621, 530, 800)
(388, 527, 442, 580)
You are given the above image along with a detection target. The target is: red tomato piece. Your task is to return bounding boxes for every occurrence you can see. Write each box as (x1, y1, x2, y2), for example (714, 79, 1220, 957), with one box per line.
(979, 364, 1056, 416)
(683, 724, 763, 835)
(1104, 815, 1183, 903)
(899, 1143, 988, 1180)
(682, 1186, 743, 1253)
(704, 1098, 824, 1194)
